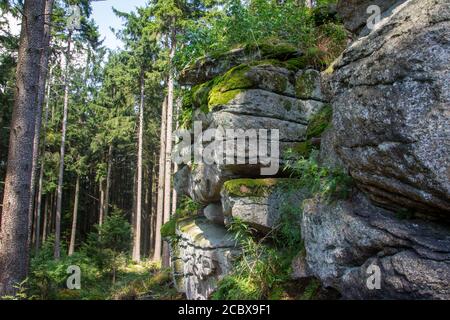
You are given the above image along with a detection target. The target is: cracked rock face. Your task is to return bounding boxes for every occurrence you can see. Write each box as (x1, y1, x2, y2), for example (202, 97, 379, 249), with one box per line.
(172, 217, 239, 300)
(330, 0, 450, 216)
(301, 192, 450, 299)
(175, 64, 325, 204)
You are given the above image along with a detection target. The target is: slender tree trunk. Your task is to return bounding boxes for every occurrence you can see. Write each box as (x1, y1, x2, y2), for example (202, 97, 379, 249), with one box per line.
(171, 98, 181, 216)
(147, 164, 154, 257)
(132, 74, 145, 262)
(34, 65, 53, 254)
(162, 28, 177, 268)
(68, 176, 80, 256)
(104, 145, 113, 218)
(152, 97, 167, 262)
(42, 195, 49, 243)
(28, 0, 54, 251)
(54, 30, 72, 260)
(0, 0, 47, 295)
(99, 180, 104, 227)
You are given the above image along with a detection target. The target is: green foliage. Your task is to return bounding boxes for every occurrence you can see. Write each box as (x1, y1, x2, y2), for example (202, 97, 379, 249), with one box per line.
(300, 279, 321, 300)
(306, 104, 333, 139)
(176, 196, 202, 217)
(161, 196, 201, 240)
(1, 279, 34, 300)
(214, 195, 304, 300)
(82, 210, 132, 271)
(176, 0, 345, 70)
(160, 219, 177, 240)
(284, 151, 353, 201)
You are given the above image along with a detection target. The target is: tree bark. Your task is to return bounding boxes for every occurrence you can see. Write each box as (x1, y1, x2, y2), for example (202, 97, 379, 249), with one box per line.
(34, 64, 53, 254)
(99, 180, 104, 227)
(54, 30, 72, 260)
(104, 145, 113, 218)
(42, 195, 49, 243)
(0, 0, 47, 295)
(68, 175, 80, 256)
(132, 73, 145, 263)
(152, 97, 167, 262)
(162, 28, 177, 268)
(28, 0, 54, 251)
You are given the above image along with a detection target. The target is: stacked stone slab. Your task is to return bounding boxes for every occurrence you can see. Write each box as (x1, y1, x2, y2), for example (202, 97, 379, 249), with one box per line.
(172, 44, 325, 299)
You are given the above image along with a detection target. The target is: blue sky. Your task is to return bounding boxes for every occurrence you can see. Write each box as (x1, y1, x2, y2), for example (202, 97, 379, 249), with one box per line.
(91, 0, 148, 50)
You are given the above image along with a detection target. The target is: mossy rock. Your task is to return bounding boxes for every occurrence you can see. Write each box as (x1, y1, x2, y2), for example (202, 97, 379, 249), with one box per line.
(160, 219, 177, 239)
(192, 80, 214, 108)
(223, 178, 294, 197)
(249, 58, 303, 72)
(161, 216, 191, 240)
(207, 64, 255, 110)
(306, 104, 332, 139)
(244, 42, 299, 61)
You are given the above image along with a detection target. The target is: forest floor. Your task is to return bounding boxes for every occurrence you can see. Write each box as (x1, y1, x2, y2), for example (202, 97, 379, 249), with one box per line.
(22, 259, 184, 300)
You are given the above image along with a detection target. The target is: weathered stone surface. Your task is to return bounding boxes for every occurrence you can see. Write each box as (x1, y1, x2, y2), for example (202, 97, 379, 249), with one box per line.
(204, 203, 225, 225)
(295, 69, 325, 101)
(319, 127, 345, 170)
(180, 44, 302, 86)
(173, 217, 239, 300)
(330, 0, 450, 216)
(245, 64, 296, 97)
(301, 192, 450, 299)
(291, 252, 312, 280)
(336, 0, 403, 33)
(187, 163, 234, 204)
(221, 179, 306, 232)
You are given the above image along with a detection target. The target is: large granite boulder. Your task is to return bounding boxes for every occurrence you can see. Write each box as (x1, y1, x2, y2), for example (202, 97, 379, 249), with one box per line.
(173, 217, 240, 300)
(330, 0, 450, 217)
(301, 192, 450, 299)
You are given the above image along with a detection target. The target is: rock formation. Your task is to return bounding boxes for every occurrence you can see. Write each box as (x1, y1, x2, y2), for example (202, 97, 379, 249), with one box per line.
(169, 0, 450, 300)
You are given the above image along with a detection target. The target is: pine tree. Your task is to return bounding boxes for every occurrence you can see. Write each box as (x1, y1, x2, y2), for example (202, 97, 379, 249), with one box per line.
(0, 0, 48, 295)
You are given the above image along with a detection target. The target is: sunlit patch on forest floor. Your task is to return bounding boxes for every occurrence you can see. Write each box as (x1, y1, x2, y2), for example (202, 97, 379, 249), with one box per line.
(13, 258, 184, 300)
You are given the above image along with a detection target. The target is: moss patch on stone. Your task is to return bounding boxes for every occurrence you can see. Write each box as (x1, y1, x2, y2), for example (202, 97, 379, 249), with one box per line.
(306, 104, 332, 139)
(207, 64, 255, 110)
(223, 178, 296, 197)
(244, 42, 299, 61)
(161, 219, 177, 239)
(192, 80, 214, 108)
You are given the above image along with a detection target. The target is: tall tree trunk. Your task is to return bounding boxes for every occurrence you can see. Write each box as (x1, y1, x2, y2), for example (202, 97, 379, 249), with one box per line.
(42, 195, 49, 243)
(54, 30, 72, 260)
(171, 98, 181, 216)
(68, 175, 80, 256)
(34, 64, 53, 254)
(28, 0, 54, 251)
(162, 28, 177, 268)
(132, 74, 145, 262)
(104, 145, 113, 218)
(99, 180, 104, 227)
(147, 164, 154, 257)
(152, 97, 167, 262)
(0, 0, 47, 295)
